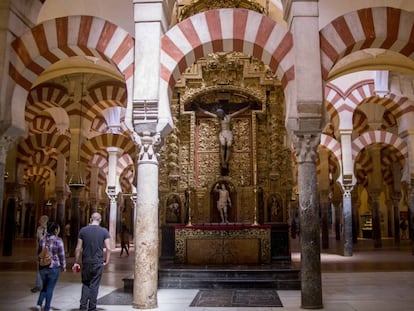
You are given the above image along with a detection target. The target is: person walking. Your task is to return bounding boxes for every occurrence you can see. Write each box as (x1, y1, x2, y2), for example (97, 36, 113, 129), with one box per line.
(35, 222, 66, 311)
(119, 224, 130, 257)
(31, 215, 49, 293)
(72, 212, 111, 311)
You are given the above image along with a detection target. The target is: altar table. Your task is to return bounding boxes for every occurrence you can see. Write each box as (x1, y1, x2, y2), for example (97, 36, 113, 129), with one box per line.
(174, 224, 271, 264)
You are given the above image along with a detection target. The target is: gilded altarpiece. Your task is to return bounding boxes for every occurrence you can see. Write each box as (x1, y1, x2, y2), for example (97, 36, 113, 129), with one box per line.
(158, 52, 293, 261)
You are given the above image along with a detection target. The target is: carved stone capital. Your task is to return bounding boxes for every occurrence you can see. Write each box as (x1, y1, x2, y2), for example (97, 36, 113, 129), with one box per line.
(292, 132, 320, 164)
(0, 136, 16, 164)
(135, 130, 163, 163)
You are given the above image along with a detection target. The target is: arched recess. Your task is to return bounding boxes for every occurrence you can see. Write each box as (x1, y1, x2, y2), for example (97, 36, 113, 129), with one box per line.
(7, 15, 134, 137)
(320, 7, 414, 80)
(159, 8, 294, 130)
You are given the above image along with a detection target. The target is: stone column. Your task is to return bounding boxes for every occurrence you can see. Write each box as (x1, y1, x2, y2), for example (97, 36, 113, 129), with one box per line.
(367, 147, 383, 248)
(133, 129, 162, 309)
(89, 165, 100, 213)
(409, 181, 414, 254)
(351, 189, 360, 244)
(0, 136, 14, 237)
(2, 182, 18, 256)
(106, 193, 117, 250)
(368, 190, 382, 248)
(318, 150, 331, 249)
(55, 153, 68, 228)
(342, 184, 353, 256)
(293, 133, 322, 309)
(69, 185, 84, 256)
(106, 147, 122, 250)
(320, 189, 330, 249)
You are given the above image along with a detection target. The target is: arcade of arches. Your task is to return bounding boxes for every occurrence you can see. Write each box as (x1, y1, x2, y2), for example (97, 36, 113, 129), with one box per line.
(1, 0, 414, 309)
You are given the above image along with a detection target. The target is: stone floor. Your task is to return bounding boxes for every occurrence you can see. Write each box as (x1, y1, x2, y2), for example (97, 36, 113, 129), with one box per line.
(0, 237, 413, 310)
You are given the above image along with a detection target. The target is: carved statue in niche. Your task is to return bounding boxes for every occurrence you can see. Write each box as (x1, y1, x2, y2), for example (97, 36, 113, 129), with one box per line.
(214, 182, 232, 223)
(210, 181, 236, 223)
(268, 193, 283, 223)
(166, 194, 182, 224)
(193, 103, 250, 175)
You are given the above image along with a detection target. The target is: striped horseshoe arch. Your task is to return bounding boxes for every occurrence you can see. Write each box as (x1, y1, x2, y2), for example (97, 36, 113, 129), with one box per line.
(325, 80, 412, 124)
(8, 15, 134, 132)
(351, 130, 408, 161)
(80, 133, 137, 164)
(18, 133, 71, 163)
(159, 8, 294, 114)
(320, 7, 414, 79)
(320, 134, 342, 164)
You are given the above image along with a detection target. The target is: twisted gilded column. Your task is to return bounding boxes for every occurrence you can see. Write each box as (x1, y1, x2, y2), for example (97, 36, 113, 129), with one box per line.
(293, 132, 322, 309)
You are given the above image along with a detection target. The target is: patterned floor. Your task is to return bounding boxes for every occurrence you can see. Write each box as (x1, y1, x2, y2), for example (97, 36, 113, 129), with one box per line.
(190, 289, 283, 307)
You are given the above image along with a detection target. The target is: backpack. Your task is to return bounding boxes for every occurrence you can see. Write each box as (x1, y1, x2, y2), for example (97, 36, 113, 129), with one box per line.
(39, 240, 52, 267)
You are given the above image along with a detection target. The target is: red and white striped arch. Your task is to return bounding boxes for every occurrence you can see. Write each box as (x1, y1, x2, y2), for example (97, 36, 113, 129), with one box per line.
(160, 8, 294, 108)
(18, 133, 71, 163)
(24, 166, 52, 185)
(9, 15, 134, 133)
(321, 7, 414, 79)
(26, 83, 72, 123)
(351, 130, 408, 161)
(80, 133, 136, 164)
(325, 80, 412, 126)
(320, 134, 342, 163)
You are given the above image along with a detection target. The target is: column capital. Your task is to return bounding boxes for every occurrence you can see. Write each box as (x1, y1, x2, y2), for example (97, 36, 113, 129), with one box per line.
(134, 129, 163, 163)
(292, 132, 320, 163)
(0, 136, 16, 164)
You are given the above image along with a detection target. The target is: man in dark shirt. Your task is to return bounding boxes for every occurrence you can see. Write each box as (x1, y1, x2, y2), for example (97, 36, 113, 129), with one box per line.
(72, 212, 111, 311)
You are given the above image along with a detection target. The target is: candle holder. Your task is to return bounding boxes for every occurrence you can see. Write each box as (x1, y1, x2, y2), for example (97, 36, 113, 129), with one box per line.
(186, 188, 193, 227)
(252, 187, 259, 226)
(186, 205, 193, 227)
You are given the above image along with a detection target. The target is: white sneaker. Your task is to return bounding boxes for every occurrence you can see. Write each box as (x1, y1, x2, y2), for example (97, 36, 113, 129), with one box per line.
(35, 305, 41, 310)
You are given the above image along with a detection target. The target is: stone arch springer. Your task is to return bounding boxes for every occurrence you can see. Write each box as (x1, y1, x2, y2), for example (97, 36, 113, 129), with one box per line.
(159, 8, 294, 134)
(7, 15, 134, 138)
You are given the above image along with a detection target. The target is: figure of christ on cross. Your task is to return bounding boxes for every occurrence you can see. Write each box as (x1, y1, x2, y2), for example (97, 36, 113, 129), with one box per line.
(194, 103, 250, 173)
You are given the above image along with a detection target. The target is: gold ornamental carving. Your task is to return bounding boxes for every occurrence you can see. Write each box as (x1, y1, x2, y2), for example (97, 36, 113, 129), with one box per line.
(174, 225, 271, 264)
(178, 0, 265, 22)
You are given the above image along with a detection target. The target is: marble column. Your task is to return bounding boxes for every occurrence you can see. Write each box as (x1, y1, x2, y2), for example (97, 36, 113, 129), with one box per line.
(294, 133, 322, 309)
(342, 185, 353, 256)
(55, 153, 67, 228)
(391, 163, 402, 244)
(69, 185, 84, 256)
(55, 191, 67, 229)
(367, 147, 383, 248)
(409, 181, 414, 255)
(368, 190, 382, 248)
(106, 147, 122, 250)
(320, 190, 330, 249)
(318, 151, 331, 250)
(133, 130, 162, 309)
(107, 194, 117, 250)
(0, 136, 13, 237)
(351, 189, 360, 244)
(2, 183, 19, 256)
(89, 165, 100, 213)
